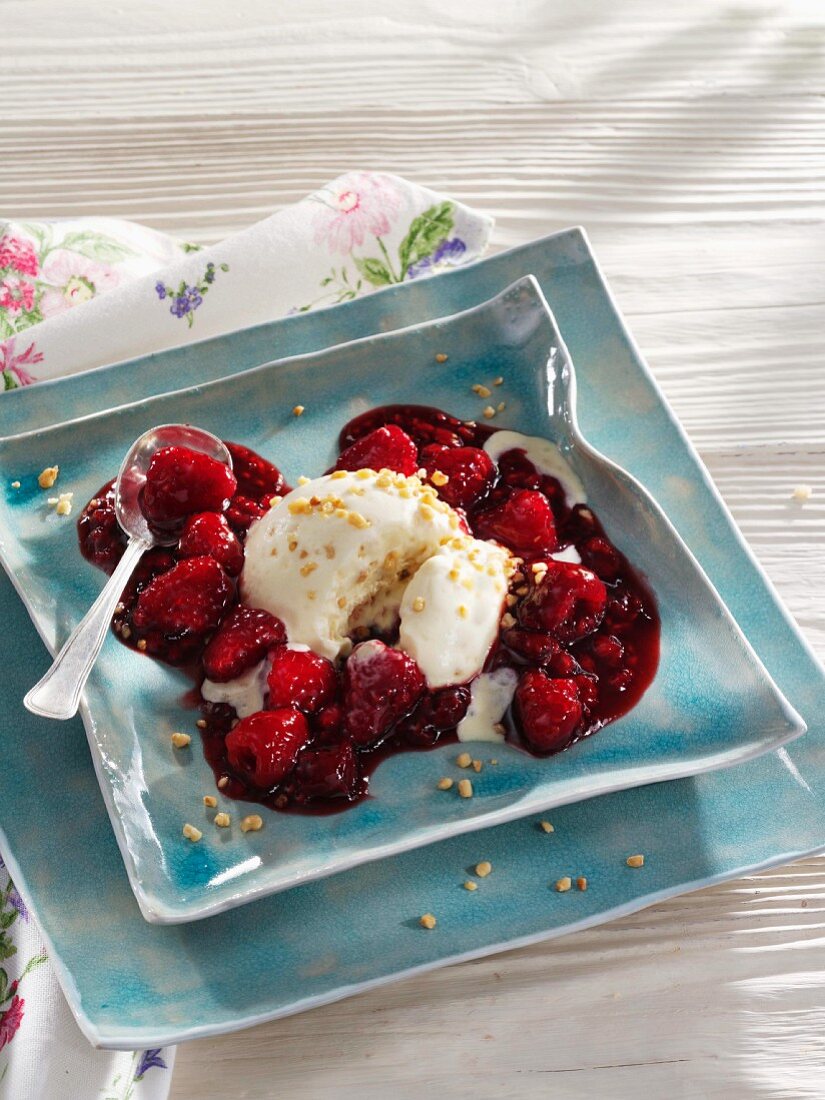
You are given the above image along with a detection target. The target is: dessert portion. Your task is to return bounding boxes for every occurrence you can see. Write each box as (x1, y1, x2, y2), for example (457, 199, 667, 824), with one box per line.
(78, 404, 659, 814)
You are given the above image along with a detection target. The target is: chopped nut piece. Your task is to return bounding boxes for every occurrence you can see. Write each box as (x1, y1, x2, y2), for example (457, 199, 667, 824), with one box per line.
(419, 912, 437, 929)
(497, 402, 506, 413)
(38, 466, 59, 489)
(475, 860, 492, 878)
(412, 596, 426, 613)
(269, 495, 282, 507)
(493, 376, 504, 386)
(792, 484, 812, 502)
(471, 759, 483, 773)
(300, 561, 318, 577)
(217, 776, 229, 790)
(576, 876, 588, 891)
(10, 481, 20, 489)
(464, 880, 478, 892)
(55, 498, 72, 516)
(472, 384, 492, 398)
(241, 814, 264, 833)
(431, 470, 449, 487)
(482, 405, 496, 419)
(458, 778, 473, 799)
(506, 593, 518, 607)
(435, 353, 448, 363)
(626, 854, 645, 868)
(456, 752, 473, 768)
(457, 604, 468, 619)
(331, 470, 347, 480)
(214, 812, 231, 828)
(182, 823, 202, 842)
(347, 511, 370, 529)
(437, 776, 454, 791)
(292, 405, 305, 417)
(489, 759, 499, 766)
(555, 876, 572, 892)
(203, 795, 217, 808)
(120, 625, 132, 639)
(539, 820, 554, 833)
(337, 596, 347, 609)
(195, 719, 207, 730)
(171, 732, 191, 748)
(137, 638, 147, 651)
(501, 612, 516, 629)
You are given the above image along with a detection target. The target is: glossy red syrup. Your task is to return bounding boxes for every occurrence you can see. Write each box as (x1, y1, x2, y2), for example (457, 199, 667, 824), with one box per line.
(78, 407, 659, 814)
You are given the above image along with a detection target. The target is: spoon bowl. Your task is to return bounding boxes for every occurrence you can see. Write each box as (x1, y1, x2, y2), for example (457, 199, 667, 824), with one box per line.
(24, 423, 231, 720)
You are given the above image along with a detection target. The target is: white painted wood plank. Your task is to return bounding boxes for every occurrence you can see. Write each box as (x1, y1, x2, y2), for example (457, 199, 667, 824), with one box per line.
(3, 1, 825, 1097)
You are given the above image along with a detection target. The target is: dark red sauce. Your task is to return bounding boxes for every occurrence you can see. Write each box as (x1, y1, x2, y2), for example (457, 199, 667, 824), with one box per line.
(77, 404, 659, 814)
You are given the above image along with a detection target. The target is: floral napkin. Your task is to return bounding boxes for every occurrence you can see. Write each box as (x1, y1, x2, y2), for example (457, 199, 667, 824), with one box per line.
(0, 172, 492, 390)
(0, 173, 492, 1098)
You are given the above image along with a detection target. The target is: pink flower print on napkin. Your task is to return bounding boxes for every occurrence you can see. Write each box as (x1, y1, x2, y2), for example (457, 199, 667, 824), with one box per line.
(0, 337, 43, 387)
(0, 235, 38, 278)
(38, 250, 120, 319)
(312, 172, 403, 254)
(0, 277, 35, 314)
(0, 995, 24, 1053)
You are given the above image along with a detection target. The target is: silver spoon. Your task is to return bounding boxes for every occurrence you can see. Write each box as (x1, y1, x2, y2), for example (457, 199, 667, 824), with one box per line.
(24, 424, 232, 721)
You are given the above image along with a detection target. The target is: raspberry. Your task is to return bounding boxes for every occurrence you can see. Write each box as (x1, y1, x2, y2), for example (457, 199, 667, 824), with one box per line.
(77, 479, 128, 574)
(339, 405, 471, 451)
(202, 606, 285, 683)
(178, 512, 244, 576)
(515, 670, 582, 753)
(579, 536, 622, 581)
(293, 742, 359, 801)
(226, 708, 309, 789)
(267, 646, 337, 715)
(519, 561, 607, 642)
(474, 489, 557, 555)
(399, 686, 471, 746)
(224, 441, 287, 498)
(342, 639, 426, 747)
(501, 627, 561, 666)
(140, 445, 237, 531)
(335, 425, 419, 476)
(419, 444, 496, 509)
(496, 449, 567, 513)
(590, 633, 624, 668)
(225, 493, 267, 535)
(132, 556, 234, 641)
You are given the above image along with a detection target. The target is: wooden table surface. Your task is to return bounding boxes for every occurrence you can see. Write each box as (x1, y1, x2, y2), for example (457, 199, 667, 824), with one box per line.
(4, 2, 825, 1096)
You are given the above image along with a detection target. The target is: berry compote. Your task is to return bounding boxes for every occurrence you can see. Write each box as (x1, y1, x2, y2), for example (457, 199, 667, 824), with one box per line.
(78, 407, 659, 815)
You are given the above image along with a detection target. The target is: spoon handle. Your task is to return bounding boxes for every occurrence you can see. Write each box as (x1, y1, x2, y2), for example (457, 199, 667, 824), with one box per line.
(24, 535, 149, 721)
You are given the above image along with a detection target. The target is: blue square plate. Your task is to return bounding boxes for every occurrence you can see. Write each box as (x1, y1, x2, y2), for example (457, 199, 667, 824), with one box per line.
(0, 229, 823, 1048)
(0, 276, 804, 924)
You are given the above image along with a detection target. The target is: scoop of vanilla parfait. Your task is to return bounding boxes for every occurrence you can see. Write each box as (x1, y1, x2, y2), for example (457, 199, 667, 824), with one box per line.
(241, 468, 514, 688)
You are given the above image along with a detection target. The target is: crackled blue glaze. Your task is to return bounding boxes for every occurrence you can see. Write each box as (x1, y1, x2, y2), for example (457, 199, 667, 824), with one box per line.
(0, 230, 823, 1049)
(0, 276, 804, 923)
